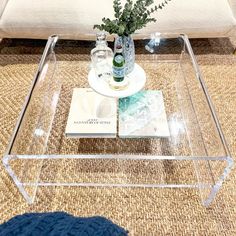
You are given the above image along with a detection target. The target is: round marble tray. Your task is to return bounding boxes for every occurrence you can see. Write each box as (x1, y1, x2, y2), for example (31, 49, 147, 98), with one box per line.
(88, 63, 146, 98)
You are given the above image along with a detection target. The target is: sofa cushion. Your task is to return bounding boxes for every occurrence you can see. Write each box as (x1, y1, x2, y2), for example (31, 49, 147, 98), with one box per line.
(139, 0, 236, 38)
(0, 0, 235, 39)
(0, 0, 114, 39)
(228, 0, 236, 18)
(0, 0, 8, 18)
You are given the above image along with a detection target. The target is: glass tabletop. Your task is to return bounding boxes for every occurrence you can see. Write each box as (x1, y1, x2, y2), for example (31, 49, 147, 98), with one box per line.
(3, 33, 233, 206)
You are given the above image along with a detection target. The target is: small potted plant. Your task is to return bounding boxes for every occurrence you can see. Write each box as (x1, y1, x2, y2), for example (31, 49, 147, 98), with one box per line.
(94, 0, 172, 74)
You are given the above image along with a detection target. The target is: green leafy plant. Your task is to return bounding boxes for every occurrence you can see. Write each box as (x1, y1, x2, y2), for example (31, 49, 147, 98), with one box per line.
(94, 0, 172, 36)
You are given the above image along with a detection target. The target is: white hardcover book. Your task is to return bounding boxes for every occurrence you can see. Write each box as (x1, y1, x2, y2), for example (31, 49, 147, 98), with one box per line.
(65, 88, 117, 138)
(119, 90, 170, 138)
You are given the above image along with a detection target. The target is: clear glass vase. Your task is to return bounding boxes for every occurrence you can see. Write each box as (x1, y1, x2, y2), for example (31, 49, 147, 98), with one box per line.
(91, 32, 113, 80)
(114, 35, 135, 75)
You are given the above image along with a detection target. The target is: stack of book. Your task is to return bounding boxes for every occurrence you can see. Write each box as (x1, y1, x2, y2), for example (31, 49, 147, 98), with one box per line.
(65, 88, 117, 138)
(65, 88, 170, 138)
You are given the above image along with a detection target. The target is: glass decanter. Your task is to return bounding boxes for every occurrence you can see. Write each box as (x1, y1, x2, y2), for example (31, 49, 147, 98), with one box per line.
(91, 32, 113, 80)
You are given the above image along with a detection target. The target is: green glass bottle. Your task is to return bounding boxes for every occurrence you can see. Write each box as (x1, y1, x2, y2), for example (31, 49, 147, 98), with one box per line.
(113, 44, 125, 82)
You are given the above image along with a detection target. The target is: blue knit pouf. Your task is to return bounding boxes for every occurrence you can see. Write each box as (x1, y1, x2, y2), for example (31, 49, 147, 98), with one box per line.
(0, 212, 128, 236)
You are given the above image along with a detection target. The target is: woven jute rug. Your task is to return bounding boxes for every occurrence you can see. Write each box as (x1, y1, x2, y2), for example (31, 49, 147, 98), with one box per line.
(0, 38, 236, 235)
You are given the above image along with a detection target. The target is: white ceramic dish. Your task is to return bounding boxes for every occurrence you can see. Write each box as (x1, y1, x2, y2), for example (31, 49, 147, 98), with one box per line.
(88, 63, 146, 98)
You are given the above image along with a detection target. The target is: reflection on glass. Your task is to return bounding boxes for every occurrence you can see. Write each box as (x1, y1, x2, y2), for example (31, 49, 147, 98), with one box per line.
(145, 32, 161, 53)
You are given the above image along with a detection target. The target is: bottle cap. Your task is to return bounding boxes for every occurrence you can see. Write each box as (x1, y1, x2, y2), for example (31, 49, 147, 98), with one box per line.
(96, 32, 106, 41)
(115, 44, 123, 53)
(116, 44, 123, 49)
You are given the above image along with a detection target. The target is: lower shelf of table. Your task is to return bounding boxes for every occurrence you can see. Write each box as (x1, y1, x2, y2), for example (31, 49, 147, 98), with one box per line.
(3, 154, 233, 206)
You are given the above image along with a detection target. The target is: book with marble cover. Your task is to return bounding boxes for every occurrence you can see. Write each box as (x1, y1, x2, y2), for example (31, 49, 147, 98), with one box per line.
(118, 90, 170, 138)
(65, 88, 117, 138)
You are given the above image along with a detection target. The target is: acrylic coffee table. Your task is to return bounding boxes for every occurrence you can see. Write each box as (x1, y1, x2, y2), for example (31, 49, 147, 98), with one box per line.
(3, 34, 233, 206)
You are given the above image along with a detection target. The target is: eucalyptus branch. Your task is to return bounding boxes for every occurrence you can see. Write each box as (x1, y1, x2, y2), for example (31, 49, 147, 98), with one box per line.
(94, 0, 172, 36)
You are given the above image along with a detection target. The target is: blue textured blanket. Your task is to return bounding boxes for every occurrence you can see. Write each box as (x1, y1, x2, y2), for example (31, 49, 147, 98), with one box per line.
(0, 212, 128, 236)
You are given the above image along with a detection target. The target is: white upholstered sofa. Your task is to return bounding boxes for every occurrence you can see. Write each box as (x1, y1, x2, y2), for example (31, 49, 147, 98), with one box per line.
(0, 0, 236, 39)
